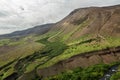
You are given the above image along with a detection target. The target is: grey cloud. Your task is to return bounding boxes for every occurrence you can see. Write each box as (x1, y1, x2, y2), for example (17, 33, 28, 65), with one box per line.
(0, 12, 7, 17)
(0, 11, 11, 17)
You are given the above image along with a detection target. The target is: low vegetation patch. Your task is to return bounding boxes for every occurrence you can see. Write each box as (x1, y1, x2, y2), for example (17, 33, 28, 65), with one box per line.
(25, 39, 67, 73)
(45, 64, 110, 80)
(38, 36, 120, 69)
(110, 72, 120, 80)
(110, 65, 120, 80)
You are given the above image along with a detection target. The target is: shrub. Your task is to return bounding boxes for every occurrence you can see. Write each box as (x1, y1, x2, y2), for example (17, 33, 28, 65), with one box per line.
(110, 72, 120, 80)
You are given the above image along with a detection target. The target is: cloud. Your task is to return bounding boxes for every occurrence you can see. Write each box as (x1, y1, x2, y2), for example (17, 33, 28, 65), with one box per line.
(0, 0, 120, 34)
(0, 11, 8, 17)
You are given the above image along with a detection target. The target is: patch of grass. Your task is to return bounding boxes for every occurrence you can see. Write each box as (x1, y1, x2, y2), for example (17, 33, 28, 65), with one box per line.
(36, 37, 67, 58)
(42, 41, 67, 57)
(10, 39, 67, 74)
(0, 34, 120, 80)
(110, 72, 120, 80)
(106, 37, 120, 47)
(0, 38, 26, 46)
(38, 36, 120, 69)
(25, 56, 49, 73)
(38, 42, 104, 69)
(25, 40, 67, 73)
(61, 18, 91, 42)
(0, 39, 10, 46)
(0, 61, 17, 80)
(2, 67, 15, 80)
(36, 37, 50, 45)
(0, 41, 42, 67)
(48, 30, 64, 42)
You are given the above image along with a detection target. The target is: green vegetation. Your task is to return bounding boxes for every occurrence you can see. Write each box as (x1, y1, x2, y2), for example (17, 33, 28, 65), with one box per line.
(0, 36, 67, 79)
(36, 37, 50, 45)
(0, 39, 10, 46)
(0, 25, 120, 80)
(25, 38, 67, 73)
(0, 61, 17, 80)
(0, 5, 120, 80)
(0, 35, 120, 80)
(110, 65, 120, 80)
(61, 18, 91, 42)
(110, 72, 120, 80)
(0, 41, 42, 67)
(106, 37, 120, 47)
(25, 56, 49, 73)
(38, 36, 120, 69)
(0, 36, 43, 79)
(45, 64, 110, 80)
(42, 41, 67, 57)
(0, 38, 25, 46)
(36, 37, 67, 58)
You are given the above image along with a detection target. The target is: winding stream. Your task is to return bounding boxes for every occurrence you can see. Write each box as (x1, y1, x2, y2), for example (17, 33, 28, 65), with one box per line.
(100, 65, 119, 80)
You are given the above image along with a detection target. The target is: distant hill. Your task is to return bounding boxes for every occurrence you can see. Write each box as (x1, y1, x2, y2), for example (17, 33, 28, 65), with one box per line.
(0, 23, 54, 39)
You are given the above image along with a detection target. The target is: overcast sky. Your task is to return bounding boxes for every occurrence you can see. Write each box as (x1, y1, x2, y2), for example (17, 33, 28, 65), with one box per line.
(0, 0, 120, 34)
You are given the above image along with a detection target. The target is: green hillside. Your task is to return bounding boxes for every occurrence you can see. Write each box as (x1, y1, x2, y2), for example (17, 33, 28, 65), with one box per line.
(0, 5, 120, 80)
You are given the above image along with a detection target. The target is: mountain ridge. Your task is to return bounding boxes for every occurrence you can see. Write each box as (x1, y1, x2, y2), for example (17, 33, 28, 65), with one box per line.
(0, 23, 54, 39)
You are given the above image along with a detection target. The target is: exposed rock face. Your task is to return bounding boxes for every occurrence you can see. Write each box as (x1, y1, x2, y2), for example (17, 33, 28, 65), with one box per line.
(37, 46, 120, 77)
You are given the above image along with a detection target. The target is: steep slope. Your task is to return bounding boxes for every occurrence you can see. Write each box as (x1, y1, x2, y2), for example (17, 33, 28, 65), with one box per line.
(48, 5, 120, 42)
(0, 23, 54, 39)
(35, 5, 120, 79)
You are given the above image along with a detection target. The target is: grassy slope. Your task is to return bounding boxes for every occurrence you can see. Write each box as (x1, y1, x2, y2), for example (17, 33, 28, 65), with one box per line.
(38, 36, 120, 69)
(0, 32, 120, 79)
(0, 23, 120, 80)
(0, 36, 43, 79)
(0, 7, 120, 79)
(36, 13, 120, 69)
(0, 41, 42, 66)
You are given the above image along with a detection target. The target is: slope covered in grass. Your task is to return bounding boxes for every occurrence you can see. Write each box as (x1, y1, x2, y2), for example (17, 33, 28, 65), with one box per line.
(0, 5, 120, 80)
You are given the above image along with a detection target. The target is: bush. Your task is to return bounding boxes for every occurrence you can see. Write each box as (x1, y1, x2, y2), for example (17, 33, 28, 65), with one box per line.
(110, 72, 120, 80)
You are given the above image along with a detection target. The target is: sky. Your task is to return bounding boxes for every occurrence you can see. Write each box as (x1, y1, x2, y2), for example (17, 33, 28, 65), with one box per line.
(0, 0, 120, 34)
